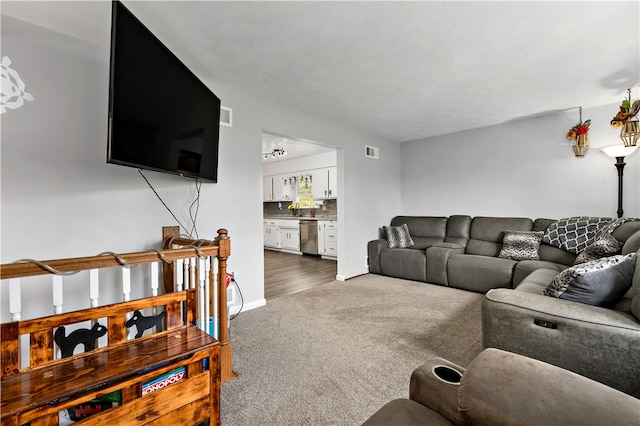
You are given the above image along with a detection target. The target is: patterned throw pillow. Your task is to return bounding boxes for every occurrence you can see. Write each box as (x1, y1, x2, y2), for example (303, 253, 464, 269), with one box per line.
(543, 253, 636, 307)
(542, 217, 613, 254)
(498, 230, 544, 261)
(574, 234, 622, 265)
(383, 224, 414, 249)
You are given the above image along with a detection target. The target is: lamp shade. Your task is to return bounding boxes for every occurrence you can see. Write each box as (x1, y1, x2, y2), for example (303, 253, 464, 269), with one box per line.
(601, 144, 639, 158)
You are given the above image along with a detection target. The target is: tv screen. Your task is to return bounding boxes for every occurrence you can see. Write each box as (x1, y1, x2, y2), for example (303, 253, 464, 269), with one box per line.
(108, 1, 221, 182)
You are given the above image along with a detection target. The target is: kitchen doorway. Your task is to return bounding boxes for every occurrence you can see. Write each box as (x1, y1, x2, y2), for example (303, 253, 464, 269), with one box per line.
(262, 131, 338, 299)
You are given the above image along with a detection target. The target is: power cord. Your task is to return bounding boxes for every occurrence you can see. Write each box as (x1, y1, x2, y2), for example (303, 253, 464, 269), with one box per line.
(188, 179, 202, 239)
(139, 170, 202, 239)
(229, 277, 244, 320)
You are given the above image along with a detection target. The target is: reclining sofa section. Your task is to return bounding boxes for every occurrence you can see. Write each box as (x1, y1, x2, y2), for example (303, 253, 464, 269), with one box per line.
(368, 215, 640, 293)
(368, 215, 539, 292)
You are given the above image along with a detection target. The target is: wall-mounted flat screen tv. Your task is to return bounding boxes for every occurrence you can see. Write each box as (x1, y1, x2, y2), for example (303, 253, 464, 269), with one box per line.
(108, 1, 221, 182)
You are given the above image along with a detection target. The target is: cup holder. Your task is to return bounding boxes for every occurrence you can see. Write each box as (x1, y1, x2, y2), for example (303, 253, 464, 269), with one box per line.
(431, 365, 462, 385)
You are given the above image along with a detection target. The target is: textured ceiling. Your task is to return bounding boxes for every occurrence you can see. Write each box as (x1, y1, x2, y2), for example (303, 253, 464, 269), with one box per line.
(2, 1, 639, 144)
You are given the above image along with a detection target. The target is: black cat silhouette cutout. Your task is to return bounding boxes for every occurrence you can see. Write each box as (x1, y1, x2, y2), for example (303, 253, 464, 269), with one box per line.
(54, 323, 108, 358)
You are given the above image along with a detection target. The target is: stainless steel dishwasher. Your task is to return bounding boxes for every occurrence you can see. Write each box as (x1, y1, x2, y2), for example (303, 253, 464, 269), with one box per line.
(299, 220, 318, 255)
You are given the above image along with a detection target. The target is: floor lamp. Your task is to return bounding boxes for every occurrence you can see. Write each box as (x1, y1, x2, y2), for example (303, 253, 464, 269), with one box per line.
(601, 145, 639, 218)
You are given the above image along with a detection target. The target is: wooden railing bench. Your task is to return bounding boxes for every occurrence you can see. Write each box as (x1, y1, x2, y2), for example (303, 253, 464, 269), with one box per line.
(1, 228, 232, 426)
(1, 290, 220, 426)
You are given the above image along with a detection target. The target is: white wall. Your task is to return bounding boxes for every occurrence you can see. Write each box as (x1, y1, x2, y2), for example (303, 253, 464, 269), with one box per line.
(0, 11, 401, 321)
(401, 103, 640, 219)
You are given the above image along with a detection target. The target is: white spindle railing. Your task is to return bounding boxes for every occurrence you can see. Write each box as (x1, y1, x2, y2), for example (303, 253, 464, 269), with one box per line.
(183, 259, 190, 290)
(165, 239, 220, 339)
(189, 258, 196, 290)
(150, 262, 159, 315)
(4, 262, 200, 324)
(175, 259, 184, 292)
(204, 257, 211, 334)
(52, 275, 63, 315)
(9, 278, 21, 321)
(198, 258, 206, 332)
(150, 262, 159, 297)
(211, 256, 219, 339)
(90, 269, 99, 308)
(122, 267, 131, 302)
(4, 263, 167, 334)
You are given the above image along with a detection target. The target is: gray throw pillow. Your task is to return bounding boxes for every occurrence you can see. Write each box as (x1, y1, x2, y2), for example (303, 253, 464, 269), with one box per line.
(498, 230, 544, 261)
(574, 234, 622, 265)
(384, 224, 414, 249)
(543, 253, 636, 307)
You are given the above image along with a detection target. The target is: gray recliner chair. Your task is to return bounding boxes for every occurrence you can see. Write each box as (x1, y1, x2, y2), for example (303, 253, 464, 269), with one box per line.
(362, 348, 640, 426)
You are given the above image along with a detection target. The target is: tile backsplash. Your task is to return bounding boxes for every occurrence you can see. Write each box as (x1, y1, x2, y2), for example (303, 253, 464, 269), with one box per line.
(263, 199, 337, 219)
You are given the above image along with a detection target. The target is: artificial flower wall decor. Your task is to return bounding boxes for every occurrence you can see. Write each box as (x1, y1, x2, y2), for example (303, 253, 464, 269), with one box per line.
(566, 119, 591, 139)
(566, 107, 590, 157)
(1, 56, 34, 114)
(611, 88, 639, 147)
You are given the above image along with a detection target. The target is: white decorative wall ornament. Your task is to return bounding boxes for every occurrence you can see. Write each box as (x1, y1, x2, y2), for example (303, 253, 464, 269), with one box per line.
(1, 56, 34, 114)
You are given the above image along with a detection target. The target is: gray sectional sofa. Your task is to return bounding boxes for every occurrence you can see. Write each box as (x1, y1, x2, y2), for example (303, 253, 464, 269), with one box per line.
(367, 215, 640, 397)
(369, 215, 560, 292)
(368, 215, 640, 292)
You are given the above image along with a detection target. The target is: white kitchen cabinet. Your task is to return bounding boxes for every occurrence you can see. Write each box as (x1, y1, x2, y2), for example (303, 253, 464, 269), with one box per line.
(265, 174, 296, 202)
(271, 175, 285, 201)
(263, 177, 274, 201)
(318, 220, 337, 258)
(327, 167, 338, 199)
(317, 222, 325, 255)
(263, 220, 280, 248)
(311, 167, 337, 199)
(311, 168, 328, 199)
(284, 175, 297, 201)
(278, 220, 300, 251)
(274, 174, 295, 202)
(280, 228, 300, 251)
(264, 167, 336, 201)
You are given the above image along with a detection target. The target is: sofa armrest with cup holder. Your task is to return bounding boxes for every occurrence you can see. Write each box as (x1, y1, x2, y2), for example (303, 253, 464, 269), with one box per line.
(362, 348, 640, 426)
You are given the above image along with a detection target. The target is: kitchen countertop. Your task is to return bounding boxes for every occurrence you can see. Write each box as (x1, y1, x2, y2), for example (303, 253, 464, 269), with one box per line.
(265, 216, 337, 221)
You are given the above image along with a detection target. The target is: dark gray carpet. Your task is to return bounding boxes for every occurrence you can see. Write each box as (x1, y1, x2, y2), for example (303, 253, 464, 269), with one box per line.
(220, 274, 483, 425)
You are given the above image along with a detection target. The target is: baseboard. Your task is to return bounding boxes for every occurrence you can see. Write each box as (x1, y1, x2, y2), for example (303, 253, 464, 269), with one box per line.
(339, 272, 370, 282)
(239, 298, 267, 312)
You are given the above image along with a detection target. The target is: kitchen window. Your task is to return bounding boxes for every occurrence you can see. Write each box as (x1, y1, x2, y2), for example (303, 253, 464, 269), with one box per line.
(297, 174, 315, 208)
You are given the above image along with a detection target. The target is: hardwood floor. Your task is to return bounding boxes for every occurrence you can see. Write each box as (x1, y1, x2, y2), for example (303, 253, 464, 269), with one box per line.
(264, 249, 337, 299)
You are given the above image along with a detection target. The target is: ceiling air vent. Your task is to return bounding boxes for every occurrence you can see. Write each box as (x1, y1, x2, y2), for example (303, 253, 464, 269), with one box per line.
(365, 145, 379, 159)
(220, 106, 232, 127)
